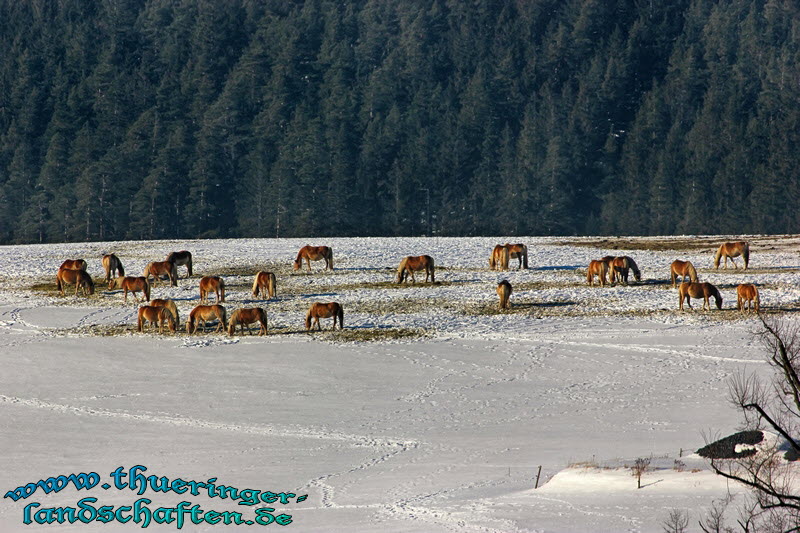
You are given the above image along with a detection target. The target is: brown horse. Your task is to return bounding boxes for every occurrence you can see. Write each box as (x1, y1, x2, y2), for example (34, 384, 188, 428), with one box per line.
(489, 245, 510, 271)
(166, 251, 193, 277)
(102, 253, 124, 281)
(109, 276, 150, 303)
(187, 304, 227, 334)
(56, 268, 95, 296)
(670, 260, 698, 288)
(228, 307, 268, 336)
(143, 260, 178, 287)
(137, 305, 176, 333)
(396, 255, 435, 283)
(497, 280, 512, 309)
(714, 241, 750, 270)
(60, 259, 87, 271)
(505, 243, 529, 269)
(611, 256, 641, 285)
(150, 299, 180, 326)
(586, 260, 609, 287)
(251, 271, 277, 300)
(679, 282, 723, 311)
(199, 276, 225, 304)
(305, 302, 344, 331)
(293, 245, 333, 272)
(736, 284, 760, 313)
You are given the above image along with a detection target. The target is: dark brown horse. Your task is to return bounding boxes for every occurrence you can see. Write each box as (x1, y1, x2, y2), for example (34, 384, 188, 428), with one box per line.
(396, 255, 435, 283)
(489, 245, 510, 271)
(497, 280, 512, 309)
(137, 305, 177, 333)
(166, 250, 193, 277)
(293, 245, 333, 272)
(736, 284, 760, 313)
(305, 302, 344, 331)
(714, 241, 750, 270)
(679, 282, 723, 311)
(505, 243, 529, 269)
(670, 260, 698, 288)
(60, 259, 87, 271)
(109, 276, 150, 303)
(611, 256, 641, 285)
(199, 276, 225, 304)
(56, 268, 95, 296)
(586, 260, 609, 287)
(187, 304, 227, 334)
(150, 298, 180, 325)
(102, 253, 124, 281)
(143, 261, 178, 287)
(251, 271, 277, 300)
(228, 307, 268, 336)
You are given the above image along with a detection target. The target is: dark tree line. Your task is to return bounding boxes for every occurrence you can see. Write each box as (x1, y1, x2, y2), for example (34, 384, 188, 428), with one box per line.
(1, 0, 799, 244)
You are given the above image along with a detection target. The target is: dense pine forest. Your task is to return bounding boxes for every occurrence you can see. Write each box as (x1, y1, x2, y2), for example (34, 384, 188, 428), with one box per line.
(0, 0, 798, 243)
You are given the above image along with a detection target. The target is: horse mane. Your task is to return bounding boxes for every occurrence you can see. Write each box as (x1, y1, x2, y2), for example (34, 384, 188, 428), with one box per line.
(251, 274, 261, 297)
(396, 257, 409, 283)
(688, 262, 698, 282)
(713, 244, 724, 268)
(625, 256, 641, 281)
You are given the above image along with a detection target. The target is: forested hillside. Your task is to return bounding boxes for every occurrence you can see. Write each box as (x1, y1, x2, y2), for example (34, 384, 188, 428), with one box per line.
(1, 0, 798, 243)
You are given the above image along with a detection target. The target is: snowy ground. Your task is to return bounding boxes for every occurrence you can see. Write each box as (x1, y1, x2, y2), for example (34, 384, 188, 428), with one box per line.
(1, 235, 799, 532)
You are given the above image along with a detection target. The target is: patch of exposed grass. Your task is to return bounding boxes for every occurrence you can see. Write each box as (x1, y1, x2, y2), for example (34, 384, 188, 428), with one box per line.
(310, 327, 429, 343)
(556, 237, 724, 252)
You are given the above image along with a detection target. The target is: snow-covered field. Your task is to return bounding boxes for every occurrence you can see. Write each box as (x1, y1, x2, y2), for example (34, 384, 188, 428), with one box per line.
(2, 235, 799, 532)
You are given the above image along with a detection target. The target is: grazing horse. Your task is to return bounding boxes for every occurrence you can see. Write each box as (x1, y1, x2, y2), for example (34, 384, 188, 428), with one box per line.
(199, 276, 225, 304)
(228, 307, 268, 336)
(679, 282, 723, 311)
(137, 305, 176, 334)
(60, 259, 87, 271)
(293, 245, 333, 272)
(143, 260, 178, 287)
(109, 276, 150, 303)
(396, 255, 435, 284)
(56, 268, 95, 296)
(670, 260, 698, 288)
(611, 256, 641, 285)
(102, 253, 124, 281)
(586, 260, 609, 287)
(166, 251, 193, 278)
(150, 299, 180, 326)
(489, 245, 510, 271)
(505, 243, 529, 269)
(497, 280, 512, 309)
(714, 241, 750, 270)
(251, 271, 277, 300)
(305, 302, 344, 331)
(187, 305, 227, 334)
(737, 284, 760, 313)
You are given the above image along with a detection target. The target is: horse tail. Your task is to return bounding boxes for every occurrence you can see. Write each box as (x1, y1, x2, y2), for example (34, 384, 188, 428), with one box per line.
(56, 271, 63, 294)
(501, 246, 509, 271)
(714, 245, 722, 269)
(305, 308, 313, 330)
(170, 262, 178, 286)
(429, 256, 435, 283)
(137, 308, 144, 332)
(118, 260, 124, 277)
(670, 265, 677, 287)
(396, 258, 408, 283)
(143, 280, 151, 302)
(743, 242, 750, 269)
(219, 278, 226, 302)
(755, 287, 760, 312)
(252, 273, 261, 297)
(328, 248, 334, 270)
(587, 266, 592, 284)
(187, 255, 192, 277)
(219, 306, 227, 330)
(268, 273, 276, 298)
(337, 305, 344, 329)
(522, 245, 528, 269)
(489, 249, 496, 270)
(688, 262, 698, 282)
